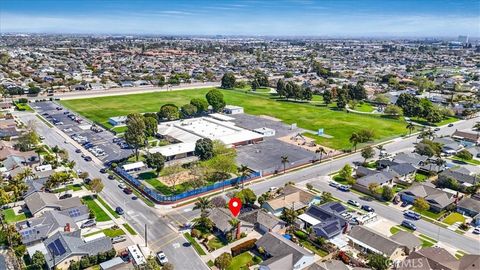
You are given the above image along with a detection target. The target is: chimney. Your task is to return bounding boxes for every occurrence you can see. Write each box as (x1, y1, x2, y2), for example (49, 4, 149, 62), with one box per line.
(64, 223, 71, 232)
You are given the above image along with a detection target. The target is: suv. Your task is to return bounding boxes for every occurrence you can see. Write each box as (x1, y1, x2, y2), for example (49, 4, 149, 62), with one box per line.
(156, 251, 168, 265)
(81, 219, 96, 228)
(115, 207, 124, 215)
(401, 220, 417, 230)
(403, 211, 421, 220)
(347, 200, 360, 207)
(361, 205, 374, 212)
(338, 185, 350, 192)
(111, 235, 127, 244)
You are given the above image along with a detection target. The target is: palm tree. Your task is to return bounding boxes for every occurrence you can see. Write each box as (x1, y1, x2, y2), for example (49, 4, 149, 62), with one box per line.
(9, 175, 27, 206)
(315, 147, 327, 163)
(34, 147, 43, 164)
(281, 155, 289, 174)
(349, 132, 360, 152)
(237, 165, 249, 189)
(18, 167, 34, 180)
(193, 197, 212, 218)
(229, 218, 241, 240)
(406, 122, 415, 135)
(51, 145, 60, 161)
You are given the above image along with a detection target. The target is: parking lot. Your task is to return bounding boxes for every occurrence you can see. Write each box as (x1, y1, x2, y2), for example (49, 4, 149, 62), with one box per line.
(31, 101, 131, 164)
(231, 113, 315, 173)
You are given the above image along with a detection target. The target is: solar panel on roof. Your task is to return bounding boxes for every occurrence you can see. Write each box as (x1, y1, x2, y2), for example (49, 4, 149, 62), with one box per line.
(330, 203, 346, 213)
(323, 223, 339, 234)
(68, 208, 81, 217)
(48, 239, 66, 256)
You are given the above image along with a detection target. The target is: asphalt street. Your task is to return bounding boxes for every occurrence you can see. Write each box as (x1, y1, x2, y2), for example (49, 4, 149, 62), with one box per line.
(16, 111, 209, 270)
(170, 117, 480, 255)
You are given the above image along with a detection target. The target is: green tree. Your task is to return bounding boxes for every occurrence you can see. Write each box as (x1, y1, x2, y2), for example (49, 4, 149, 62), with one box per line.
(16, 130, 40, 152)
(238, 164, 250, 189)
(315, 147, 327, 162)
(339, 164, 353, 181)
(349, 132, 361, 152)
(158, 104, 180, 121)
(384, 105, 403, 118)
(194, 138, 214, 161)
(31, 250, 46, 270)
(190, 98, 209, 114)
(367, 253, 391, 270)
(162, 262, 174, 270)
(361, 146, 375, 164)
(414, 198, 430, 212)
(276, 79, 286, 97)
(146, 152, 166, 176)
(221, 72, 236, 89)
(144, 116, 158, 137)
(406, 122, 415, 135)
(455, 149, 473, 160)
(214, 252, 232, 270)
(180, 104, 197, 118)
(88, 178, 104, 194)
(322, 90, 332, 105)
(281, 207, 298, 226)
(235, 188, 257, 205)
(124, 113, 146, 161)
(382, 186, 394, 201)
(206, 89, 226, 112)
(0, 189, 11, 207)
(302, 87, 313, 101)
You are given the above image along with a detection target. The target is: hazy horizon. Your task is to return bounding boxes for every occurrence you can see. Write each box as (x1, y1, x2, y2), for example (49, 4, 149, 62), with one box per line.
(1, 0, 479, 38)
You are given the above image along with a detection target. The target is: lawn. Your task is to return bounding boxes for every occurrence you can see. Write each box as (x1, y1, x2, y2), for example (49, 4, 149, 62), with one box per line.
(96, 196, 120, 218)
(442, 212, 465, 225)
(15, 103, 33, 111)
(81, 196, 111, 222)
(207, 236, 227, 251)
(123, 223, 137, 235)
(52, 184, 83, 193)
(413, 207, 445, 220)
(60, 87, 409, 150)
(139, 171, 190, 196)
(415, 172, 429, 182)
(84, 227, 125, 238)
(450, 156, 480, 165)
(410, 116, 458, 127)
(2, 208, 32, 224)
(353, 102, 375, 113)
(226, 252, 254, 270)
(298, 239, 329, 257)
(390, 226, 403, 235)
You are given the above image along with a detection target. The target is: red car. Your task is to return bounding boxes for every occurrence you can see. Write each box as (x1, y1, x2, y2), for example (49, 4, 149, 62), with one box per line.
(123, 188, 133, 195)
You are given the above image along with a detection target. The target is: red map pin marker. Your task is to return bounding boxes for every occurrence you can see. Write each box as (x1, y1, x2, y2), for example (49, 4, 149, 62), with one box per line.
(228, 198, 242, 217)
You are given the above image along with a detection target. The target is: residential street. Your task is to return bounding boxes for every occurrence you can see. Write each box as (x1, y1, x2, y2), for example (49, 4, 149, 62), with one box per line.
(15, 111, 209, 270)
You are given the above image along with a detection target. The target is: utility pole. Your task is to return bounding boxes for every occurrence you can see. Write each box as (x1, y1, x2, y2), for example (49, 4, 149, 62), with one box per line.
(144, 224, 148, 247)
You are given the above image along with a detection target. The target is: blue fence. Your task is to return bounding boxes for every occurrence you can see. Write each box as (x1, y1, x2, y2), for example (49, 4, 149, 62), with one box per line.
(115, 167, 261, 204)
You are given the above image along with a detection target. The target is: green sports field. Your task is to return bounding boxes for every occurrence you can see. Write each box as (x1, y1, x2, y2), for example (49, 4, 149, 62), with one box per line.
(60, 88, 409, 149)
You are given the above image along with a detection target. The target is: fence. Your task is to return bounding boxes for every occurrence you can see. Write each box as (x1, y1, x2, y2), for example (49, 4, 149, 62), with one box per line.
(115, 167, 261, 204)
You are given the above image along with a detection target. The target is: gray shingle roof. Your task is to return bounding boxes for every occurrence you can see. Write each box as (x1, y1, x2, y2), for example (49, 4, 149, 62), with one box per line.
(239, 209, 285, 230)
(256, 232, 313, 267)
(24, 192, 82, 215)
(348, 226, 402, 257)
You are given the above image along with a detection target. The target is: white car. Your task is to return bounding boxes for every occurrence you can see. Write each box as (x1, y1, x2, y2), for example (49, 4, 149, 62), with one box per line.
(473, 227, 480, 234)
(156, 251, 168, 265)
(347, 200, 360, 207)
(269, 187, 278, 192)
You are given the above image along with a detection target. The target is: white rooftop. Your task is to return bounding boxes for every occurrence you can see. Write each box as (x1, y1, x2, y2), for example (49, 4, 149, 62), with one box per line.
(209, 113, 235, 121)
(157, 117, 263, 146)
(122, 161, 145, 171)
(148, 142, 196, 157)
(298, 213, 321, 226)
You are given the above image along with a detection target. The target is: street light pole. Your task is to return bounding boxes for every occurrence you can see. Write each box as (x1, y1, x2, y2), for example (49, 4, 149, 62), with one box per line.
(145, 224, 148, 247)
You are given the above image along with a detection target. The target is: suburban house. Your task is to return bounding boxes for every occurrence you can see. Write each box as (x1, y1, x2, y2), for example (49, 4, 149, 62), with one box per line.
(298, 202, 348, 239)
(42, 230, 113, 270)
(24, 191, 83, 216)
(438, 169, 478, 187)
(389, 163, 418, 183)
(400, 183, 456, 213)
(239, 209, 287, 234)
(456, 197, 480, 226)
(354, 171, 396, 194)
(207, 208, 253, 236)
(433, 137, 464, 155)
(16, 211, 79, 246)
(305, 260, 350, 270)
(389, 231, 422, 255)
(395, 247, 480, 270)
(346, 226, 409, 261)
(391, 152, 428, 169)
(256, 232, 315, 270)
(451, 130, 480, 146)
(262, 186, 320, 216)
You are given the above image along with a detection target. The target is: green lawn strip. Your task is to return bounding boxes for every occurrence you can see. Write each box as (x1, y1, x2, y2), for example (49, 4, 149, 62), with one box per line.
(421, 239, 435, 247)
(122, 223, 137, 235)
(413, 207, 445, 220)
(450, 157, 480, 165)
(2, 208, 31, 224)
(454, 229, 465, 235)
(298, 239, 329, 257)
(415, 172, 429, 182)
(410, 116, 458, 127)
(226, 252, 254, 270)
(418, 234, 437, 243)
(35, 114, 53, 128)
(83, 227, 125, 238)
(207, 260, 214, 267)
(52, 184, 83, 193)
(353, 102, 375, 113)
(455, 251, 466, 259)
(15, 103, 34, 111)
(184, 232, 206, 256)
(390, 226, 403, 235)
(96, 196, 120, 218)
(81, 196, 111, 222)
(442, 212, 465, 225)
(60, 87, 408, 150)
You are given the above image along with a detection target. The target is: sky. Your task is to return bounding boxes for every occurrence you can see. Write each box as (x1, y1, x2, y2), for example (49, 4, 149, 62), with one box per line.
(1, 0, 479, 37)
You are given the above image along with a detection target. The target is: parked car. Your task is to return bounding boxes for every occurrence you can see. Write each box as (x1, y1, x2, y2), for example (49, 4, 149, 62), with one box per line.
(81, 219, 96, 228)
(100, 168, 107, 173)
(108, 174, 115, 180)
(473, 227, 480, 234)
(269, 187, 278, 192)
(361, 205, 374, 212)
(111, 235, 127, 244)
(75, 149, 81, 153)
(39, 136, 45, 140)
(403, 210, 421, 220)
(401, 201, 409, 207)
(118, 183, 126, 189)
(123, 188, 133, 195)
(448, 123, 454, 127)
(434, 127, 440, 131)
(329, 181, 339, 188)
(156, 251, 168, 265)
(115, 207, 124, 215)
(347, 200, 360, 207)
(401, 220, 417, 230)
(338, 185, 350, 192)
(59, 193, 73, 200)
(84, 156, 92, 162)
